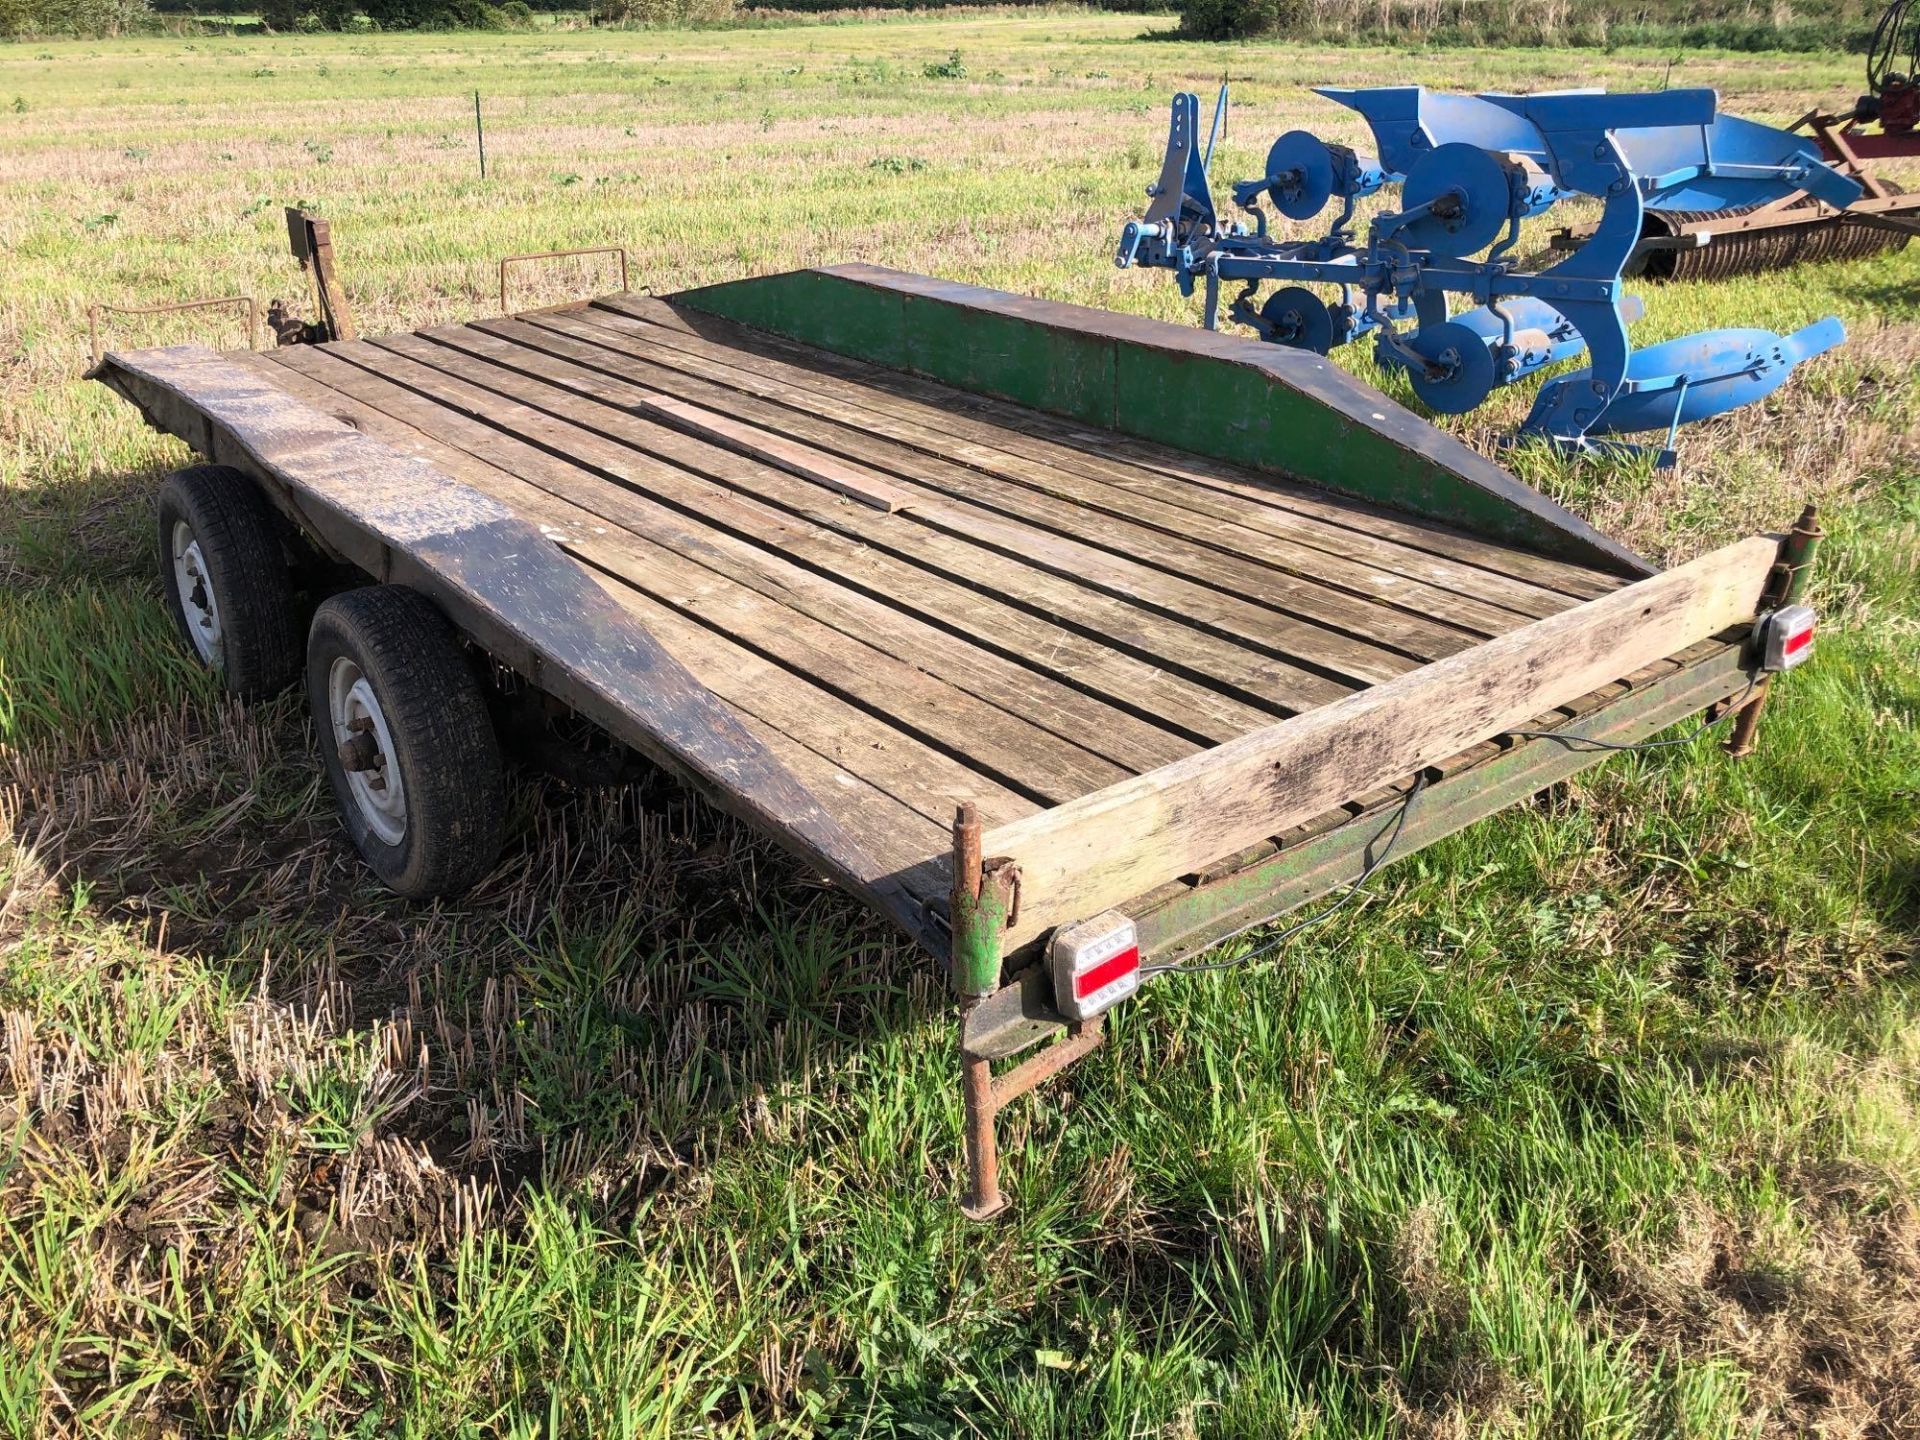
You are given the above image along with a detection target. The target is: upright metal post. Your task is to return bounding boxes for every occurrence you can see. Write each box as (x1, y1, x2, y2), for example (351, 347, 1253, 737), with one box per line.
(950, 802, 1015, 1220)
(1777, 502, 1824, 606)
(948, 804, 1013, 1001)
(1726, 503, 1821, 757)
(960, 1049, 1002, 1220)
(475, 91, 487, 180)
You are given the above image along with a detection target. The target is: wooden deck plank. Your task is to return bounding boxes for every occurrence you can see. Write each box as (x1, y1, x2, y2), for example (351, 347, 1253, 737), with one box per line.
(265, 352, 1281, 758)
(551, 304, 1573, 630)
(594, 578, 1038, 830)
(516, 309, 1536, 640)
(317, 335, 1362, 717)
(455, 317, 1499, 661)
(250, 346, 1583, 929)
(596, 293, 1623, 603)
(260, 349, 1133, 813)
(574, 543, 1136, 806)
(669, 264, 1652, 578)
(262, 349, 1580, 925)
(728, 710, 950, 896)
(390, 327, 1422, 690)
(629, 393, 911, 513)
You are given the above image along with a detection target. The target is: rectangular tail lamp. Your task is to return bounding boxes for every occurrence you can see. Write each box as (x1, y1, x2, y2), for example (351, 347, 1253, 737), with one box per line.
(1050, 911, 1141, 1022)
(1755, 603, 1816, 672)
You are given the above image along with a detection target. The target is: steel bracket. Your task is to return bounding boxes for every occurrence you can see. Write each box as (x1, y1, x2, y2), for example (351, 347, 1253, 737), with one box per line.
(1725, 502, 1822, 757)
(959, 1013, 1105, 1221)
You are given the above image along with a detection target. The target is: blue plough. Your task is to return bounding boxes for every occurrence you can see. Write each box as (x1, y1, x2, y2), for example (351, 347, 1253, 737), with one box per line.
(1115, 85, 1858, 464)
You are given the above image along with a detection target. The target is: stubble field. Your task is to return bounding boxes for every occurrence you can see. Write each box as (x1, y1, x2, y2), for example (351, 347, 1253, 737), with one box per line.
(2, 10, 1919, 1436)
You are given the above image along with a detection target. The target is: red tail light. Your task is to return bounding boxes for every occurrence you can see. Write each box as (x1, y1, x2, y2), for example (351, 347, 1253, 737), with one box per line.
(1051, 912, 1141, 1022)
(1755, 603, 1816, 673)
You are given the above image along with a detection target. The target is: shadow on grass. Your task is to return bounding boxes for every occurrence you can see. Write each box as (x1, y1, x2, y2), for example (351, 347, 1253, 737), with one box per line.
(1, 649, 938, 1241)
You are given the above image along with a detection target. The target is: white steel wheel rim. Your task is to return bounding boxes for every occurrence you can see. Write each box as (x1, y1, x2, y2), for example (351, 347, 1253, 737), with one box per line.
(328, 656, 408, 847)
(170, 519, 222, 663)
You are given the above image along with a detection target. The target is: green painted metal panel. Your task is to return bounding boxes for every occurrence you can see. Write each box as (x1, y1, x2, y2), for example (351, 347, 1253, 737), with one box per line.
(1129, 645, 1749, 961)
(900, 293, 1116, 427)
(950, 880, 1014, 998)
(679, 268, 911, 371)
(1110, 347, 1511, 539)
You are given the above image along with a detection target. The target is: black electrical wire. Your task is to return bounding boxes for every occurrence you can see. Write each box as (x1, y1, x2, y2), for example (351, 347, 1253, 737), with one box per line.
(1502, 676, 1757, 753)
(1141, 771, 1429, 978)
(1142, 674, 1761, 980)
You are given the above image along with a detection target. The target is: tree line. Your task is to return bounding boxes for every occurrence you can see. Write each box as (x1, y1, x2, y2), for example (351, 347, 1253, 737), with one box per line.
(2, 0, 1887, 47)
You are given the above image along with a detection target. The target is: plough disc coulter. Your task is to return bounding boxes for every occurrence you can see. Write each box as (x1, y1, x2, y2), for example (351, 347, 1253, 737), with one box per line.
(1116, 85, 1854, 462)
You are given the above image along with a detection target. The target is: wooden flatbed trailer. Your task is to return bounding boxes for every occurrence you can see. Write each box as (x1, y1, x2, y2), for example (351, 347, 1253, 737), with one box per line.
(93, 263, 1820, 1217)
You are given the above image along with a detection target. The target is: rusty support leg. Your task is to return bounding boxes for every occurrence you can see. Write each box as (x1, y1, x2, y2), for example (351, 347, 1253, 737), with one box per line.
(1722, 683, 1773, 758)
(310, 224, 357, 342)
(1726, 503, 1823, 759)
(960, 1040, 1003, 1221)
(1777, 504, 1824, 608)
(951, 800, 1020, 1219)
(958, 1017, 1106, 1222)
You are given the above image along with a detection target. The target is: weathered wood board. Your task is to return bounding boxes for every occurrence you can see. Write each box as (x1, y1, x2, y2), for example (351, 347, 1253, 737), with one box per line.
(977, 536, 1776, 950)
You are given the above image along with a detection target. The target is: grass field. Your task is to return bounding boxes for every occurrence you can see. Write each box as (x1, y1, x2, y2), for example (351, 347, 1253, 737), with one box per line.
(3, 10, 1919, 1436)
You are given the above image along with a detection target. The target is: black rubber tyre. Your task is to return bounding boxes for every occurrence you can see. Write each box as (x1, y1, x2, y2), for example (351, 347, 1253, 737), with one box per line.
(155, 464, 301, 698)
(306, 586, 506, 898)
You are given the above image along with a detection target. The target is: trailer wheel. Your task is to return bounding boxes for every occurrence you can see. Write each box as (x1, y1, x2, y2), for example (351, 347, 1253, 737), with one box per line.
(307, 586, 506, 898)
(155, 464, 301, 698)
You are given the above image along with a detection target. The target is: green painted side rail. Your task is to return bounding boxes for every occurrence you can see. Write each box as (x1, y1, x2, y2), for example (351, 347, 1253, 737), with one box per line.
(672, 264, 1652, 578)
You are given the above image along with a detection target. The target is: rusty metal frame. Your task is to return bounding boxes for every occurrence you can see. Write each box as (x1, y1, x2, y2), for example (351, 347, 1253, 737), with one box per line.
(498, 246, 631, 314)
(87, 296, 257, 368)
(1795, 104, 1920, 165)
(960, 1016, 1105, 1221)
